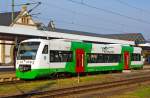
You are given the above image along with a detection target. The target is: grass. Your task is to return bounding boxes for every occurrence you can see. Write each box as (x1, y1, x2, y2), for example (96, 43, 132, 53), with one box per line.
(1, 72, 150, 98)
(0, 73, 116, 96)
(132, 85, 150, 98)
(0, 80, 55, 96)
(110, 85, 150, 98)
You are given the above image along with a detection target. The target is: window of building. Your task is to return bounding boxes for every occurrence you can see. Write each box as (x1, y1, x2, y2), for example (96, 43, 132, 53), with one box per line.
(131, 53, 141, 61)
(87, 53, 121, 63)
(21, 16, 29, 24)
(50, 50, 73, 62)
(42, 45, 48, 54)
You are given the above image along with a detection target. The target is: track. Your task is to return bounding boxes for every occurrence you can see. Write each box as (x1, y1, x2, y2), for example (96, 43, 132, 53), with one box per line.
(0, 72, 68, 85)
(2, 71, 150, 98)
(0, 69, 149, 85)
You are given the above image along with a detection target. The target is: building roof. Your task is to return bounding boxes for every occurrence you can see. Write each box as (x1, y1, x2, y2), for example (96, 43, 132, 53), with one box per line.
(0, 11, 20, 26)
(102, 33, 145, 43)
(0, 26, 135, 45)
(42, 27, 145, 44)
(55, 28, 105, 37)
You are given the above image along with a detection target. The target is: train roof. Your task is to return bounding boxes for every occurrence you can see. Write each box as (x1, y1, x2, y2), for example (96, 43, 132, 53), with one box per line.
(21, 39, 47, 43)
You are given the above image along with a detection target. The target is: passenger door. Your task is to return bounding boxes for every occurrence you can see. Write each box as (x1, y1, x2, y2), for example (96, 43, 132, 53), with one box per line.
(76, 49, 85, 73)
(124, 52, 130, 70)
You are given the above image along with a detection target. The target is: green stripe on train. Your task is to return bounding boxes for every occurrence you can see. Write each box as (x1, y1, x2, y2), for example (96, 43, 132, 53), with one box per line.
(16, 68, 66, 79)
(130, 64, 143, 69)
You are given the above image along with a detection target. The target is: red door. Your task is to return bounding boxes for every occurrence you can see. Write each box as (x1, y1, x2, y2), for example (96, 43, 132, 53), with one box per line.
(76, 49, 84, 73)
(124, 52, 130, 70)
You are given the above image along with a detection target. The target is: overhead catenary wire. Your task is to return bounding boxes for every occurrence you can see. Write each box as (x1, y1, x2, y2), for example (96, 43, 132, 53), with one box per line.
(36, 16, 126, 33)
(115, 0, 150, 15)
(12, 1, 41, 6)
(67, 0, 150, 25)
(43, 2, 150, 32)
(1, 0, 147, 34)
(43, 2, 140, 29)
(9, 1, 41, 15)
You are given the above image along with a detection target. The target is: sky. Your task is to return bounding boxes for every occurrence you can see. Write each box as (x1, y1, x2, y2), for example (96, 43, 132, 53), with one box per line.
(0, 0, 150, 40)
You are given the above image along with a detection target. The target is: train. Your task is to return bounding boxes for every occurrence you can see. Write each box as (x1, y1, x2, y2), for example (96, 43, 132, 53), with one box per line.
(16, 39, 143, 79)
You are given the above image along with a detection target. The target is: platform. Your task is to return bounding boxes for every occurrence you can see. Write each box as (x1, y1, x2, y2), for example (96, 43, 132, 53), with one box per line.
(143, 65, 150, 69)
(122, 70, 131, 73)
(0, 66, 15, 72)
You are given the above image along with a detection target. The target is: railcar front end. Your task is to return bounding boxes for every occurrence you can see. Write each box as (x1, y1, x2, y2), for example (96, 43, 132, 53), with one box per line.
(16, 39, 49, 79)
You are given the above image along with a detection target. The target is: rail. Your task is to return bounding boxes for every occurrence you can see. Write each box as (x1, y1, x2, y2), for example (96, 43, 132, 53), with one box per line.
(2, 73, 150, 98)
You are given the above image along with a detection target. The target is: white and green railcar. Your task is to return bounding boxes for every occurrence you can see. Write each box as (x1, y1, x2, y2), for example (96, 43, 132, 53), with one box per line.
(16, 39, 143, 79)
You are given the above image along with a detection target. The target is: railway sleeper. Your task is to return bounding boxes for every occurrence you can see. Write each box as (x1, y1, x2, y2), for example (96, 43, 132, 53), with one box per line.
(0, 77, 19, 82)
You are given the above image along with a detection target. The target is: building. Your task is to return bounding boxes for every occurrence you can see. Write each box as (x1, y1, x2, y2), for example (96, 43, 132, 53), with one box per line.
(0, 11, 20, 26)
(0, 5, 40, 65)
(138, 42, 150, 64)
(101, 33, 145, 45)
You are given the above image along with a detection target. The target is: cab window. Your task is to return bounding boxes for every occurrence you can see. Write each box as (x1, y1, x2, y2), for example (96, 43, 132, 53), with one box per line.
(42, 45, 48, 54)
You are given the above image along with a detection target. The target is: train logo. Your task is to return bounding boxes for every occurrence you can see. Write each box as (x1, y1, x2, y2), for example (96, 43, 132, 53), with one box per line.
(102, 46, 114, 54)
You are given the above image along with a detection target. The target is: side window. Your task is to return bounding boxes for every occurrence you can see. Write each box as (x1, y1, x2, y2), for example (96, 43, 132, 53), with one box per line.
(87, 53, 121, 63)
(50, 50, 73, 62)
(42, 45, 48, 54)
(131, 53, 141, 61)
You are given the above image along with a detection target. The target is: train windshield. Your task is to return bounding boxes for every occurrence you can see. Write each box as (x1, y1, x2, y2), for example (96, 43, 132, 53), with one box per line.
(17, 42, 40, 60)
